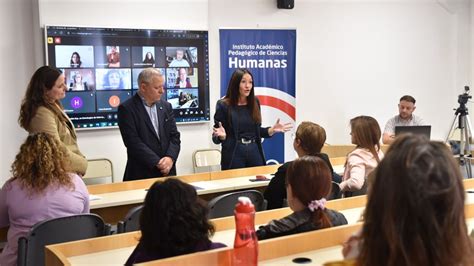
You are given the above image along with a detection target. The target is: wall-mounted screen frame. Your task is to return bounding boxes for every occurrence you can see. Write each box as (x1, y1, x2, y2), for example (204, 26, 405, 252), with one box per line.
(45, 25, 210, 129)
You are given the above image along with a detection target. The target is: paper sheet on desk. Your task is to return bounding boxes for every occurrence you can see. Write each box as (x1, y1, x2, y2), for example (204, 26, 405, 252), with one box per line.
(89, 194, 102, 201)
(190, 181, 223, 190)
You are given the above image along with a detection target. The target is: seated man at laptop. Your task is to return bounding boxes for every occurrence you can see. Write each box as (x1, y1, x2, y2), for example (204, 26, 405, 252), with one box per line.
(383, 95, 425, 144)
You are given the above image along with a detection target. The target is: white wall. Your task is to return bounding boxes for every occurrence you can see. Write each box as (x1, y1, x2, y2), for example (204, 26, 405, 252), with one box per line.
(1, 0, 472, 185)
(38, 0, 212, 182)
(0, 0, 41, 185)
(210, 0, 472, 144)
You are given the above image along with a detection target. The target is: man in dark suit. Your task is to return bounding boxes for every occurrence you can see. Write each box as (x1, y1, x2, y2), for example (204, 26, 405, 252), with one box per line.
(118, 68, 181, 181)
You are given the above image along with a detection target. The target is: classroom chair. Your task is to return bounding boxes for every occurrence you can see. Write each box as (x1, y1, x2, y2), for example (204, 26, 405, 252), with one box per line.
(83, 158, 114, 185)
(117, 205, 144, 233)
(17, 214, 110, 266)
(207, 190, 266, 219)
(193, 149, 221, 173)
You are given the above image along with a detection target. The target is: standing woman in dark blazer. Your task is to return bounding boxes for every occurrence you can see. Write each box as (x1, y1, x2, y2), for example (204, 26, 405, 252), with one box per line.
(18, 66, 87, 175)
(212, 69, 292, 170)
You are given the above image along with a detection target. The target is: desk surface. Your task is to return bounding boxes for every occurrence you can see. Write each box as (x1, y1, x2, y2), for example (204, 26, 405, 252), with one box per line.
(65, 206, 365, 265)
(258, 217, 474, 265)
(64, 195, 474, 265)
(46, 192, 474, 266)
(260, 246, 343, 266)
(89, 174, 272, 209)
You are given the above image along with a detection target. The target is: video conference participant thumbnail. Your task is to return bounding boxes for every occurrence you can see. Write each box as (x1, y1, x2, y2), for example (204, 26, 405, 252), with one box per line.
(63, 69, 95, 91)
(95, 46, 131, 68)
(166, 68, 198, 88)
(54, 45, 94, 68)
(96, 90, 132, 112)
(61, 91, 96, 114)
(167, 88, 199, 109)
(131, 46, 166, 68)
(132, 68, 166, 89)
(166, 47, 197, 68)
(96, 69, 132, 90)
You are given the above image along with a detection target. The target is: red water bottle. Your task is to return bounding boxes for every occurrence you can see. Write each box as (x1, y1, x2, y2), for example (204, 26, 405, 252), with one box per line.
(233, 196, 258, 266)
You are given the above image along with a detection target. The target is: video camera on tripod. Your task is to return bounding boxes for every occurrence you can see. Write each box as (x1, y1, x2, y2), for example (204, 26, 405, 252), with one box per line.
(447, 85, 473, 178)
(458, 86, 472, 108)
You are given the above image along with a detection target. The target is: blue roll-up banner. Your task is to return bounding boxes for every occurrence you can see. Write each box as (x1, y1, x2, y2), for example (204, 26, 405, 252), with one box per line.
(219, 29, 296, 164)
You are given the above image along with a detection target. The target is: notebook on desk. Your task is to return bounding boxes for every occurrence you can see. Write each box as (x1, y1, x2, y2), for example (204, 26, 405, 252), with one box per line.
(395, 125, 431, 139)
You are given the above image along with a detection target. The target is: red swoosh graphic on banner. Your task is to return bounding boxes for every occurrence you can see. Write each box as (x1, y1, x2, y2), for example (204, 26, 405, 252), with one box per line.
(257, 95, 295, 120)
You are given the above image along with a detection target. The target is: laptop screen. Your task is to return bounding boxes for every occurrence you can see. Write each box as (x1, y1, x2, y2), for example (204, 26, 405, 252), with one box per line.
(395, 125, 431, 139)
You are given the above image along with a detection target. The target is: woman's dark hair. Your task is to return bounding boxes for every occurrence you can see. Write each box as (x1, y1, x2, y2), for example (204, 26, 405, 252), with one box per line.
(359, 134, 473, 266)
(223, 69, 261, 123)
(143, 52, 155, 64)
(350, 116, 381, 162)
(139, 178, 215, 258)
(286, 156, 332, 228)
(19, 66, 66, 130)
(70, 52, 82, 68)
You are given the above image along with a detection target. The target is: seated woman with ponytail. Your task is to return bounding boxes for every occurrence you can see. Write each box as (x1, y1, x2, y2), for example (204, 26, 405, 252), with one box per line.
(256, 156, 348, 240)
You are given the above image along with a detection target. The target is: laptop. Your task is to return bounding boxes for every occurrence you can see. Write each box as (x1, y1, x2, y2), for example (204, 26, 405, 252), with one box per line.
(395, 125, 431, 139)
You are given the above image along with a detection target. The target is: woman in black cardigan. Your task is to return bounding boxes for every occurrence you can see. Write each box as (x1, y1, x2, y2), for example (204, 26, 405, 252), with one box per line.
(212, 69, 291, 170)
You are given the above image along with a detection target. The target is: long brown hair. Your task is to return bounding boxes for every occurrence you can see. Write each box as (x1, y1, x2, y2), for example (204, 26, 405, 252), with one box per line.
(286, 156, 332, 228)
(10, 133, 73, 194)
(19, 66, 67, 130)
(350, 116, 381, 162)
(223, 69, 261, 123)
(359, 134, 473, 266)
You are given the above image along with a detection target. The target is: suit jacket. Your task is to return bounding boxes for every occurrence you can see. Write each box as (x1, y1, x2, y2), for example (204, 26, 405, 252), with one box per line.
(212, 99, 270, 170)
(28, 106, 87, 175)
(118, 94, 181, 181)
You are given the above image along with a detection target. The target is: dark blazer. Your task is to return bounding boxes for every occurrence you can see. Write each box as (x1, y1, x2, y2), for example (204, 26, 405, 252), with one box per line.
(264, 153, 334, 210)
(118, 94, 181, 181)
(212, 99, 270, 170)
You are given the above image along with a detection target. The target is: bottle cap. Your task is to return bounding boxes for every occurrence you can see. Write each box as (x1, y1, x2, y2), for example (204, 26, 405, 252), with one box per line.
(235, 196, 255, 213)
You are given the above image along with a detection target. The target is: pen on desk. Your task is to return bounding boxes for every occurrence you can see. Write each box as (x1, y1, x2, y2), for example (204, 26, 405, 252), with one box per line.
(467, 191, 474, 193)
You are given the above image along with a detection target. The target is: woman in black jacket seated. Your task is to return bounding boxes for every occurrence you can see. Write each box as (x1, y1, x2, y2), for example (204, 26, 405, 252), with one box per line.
(264, 121, 339, 209)
(257, 156, 347, 240)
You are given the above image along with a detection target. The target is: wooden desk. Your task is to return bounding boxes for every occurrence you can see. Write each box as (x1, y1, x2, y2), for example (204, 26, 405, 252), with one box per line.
(48, 192, 474, 266)
(45, 195, 366, 266)
(139, 203, 474, 265)
(322, 144, 390, 158)
(88, 165, 279, 223)
(4, 178, 474, 251)
(1, 177, 469, 249)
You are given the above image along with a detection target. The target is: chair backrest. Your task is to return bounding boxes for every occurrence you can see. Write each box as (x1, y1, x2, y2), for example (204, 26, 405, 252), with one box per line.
(83, 158, 114, 185)
(208, 190, 266, 219)
(328, 181, 342, 200)
(193, 149, 221, 173)
(117, 205, 144, 233)
(17, 214, 108, 266)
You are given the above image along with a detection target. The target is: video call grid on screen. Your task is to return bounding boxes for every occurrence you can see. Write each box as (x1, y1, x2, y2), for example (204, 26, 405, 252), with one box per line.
(45, 26, 211, 129)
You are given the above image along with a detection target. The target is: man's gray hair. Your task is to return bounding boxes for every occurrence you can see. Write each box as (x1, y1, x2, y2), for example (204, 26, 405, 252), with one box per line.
(138, 68, 162, 85)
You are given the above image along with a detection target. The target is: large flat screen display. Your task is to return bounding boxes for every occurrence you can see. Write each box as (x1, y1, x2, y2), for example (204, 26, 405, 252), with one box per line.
(45, 26, 210, 129)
